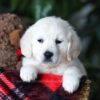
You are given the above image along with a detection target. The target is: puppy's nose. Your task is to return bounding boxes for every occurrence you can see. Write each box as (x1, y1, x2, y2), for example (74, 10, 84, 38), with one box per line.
(44, 51, 53, 59)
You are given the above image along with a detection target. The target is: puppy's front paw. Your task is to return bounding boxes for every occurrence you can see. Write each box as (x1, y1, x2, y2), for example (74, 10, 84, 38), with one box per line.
(20, 66, 37, 82)
(62, 76, 80, 93)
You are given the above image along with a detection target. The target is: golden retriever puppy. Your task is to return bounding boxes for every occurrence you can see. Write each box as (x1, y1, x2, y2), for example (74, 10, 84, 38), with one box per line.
(20, 17, 87, 93)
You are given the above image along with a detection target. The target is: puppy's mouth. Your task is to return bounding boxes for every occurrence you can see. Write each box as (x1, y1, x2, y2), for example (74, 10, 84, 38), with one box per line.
(43, 58, 52, 63)
(43, 58, 58, 65)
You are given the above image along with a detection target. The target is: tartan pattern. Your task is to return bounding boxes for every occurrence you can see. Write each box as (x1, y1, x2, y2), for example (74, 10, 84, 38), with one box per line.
(0, 68, 86, 100)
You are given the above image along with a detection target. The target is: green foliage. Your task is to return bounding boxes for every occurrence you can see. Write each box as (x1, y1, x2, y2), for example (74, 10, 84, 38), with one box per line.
(0, 0, 85, 21)
(30, 0, 55, 20)
(0, 0, 100, 99)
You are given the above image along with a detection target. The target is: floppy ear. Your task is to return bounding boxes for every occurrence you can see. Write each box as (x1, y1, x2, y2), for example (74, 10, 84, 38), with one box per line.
(67, 31, 80, 61)
(20, 26, 33, 57)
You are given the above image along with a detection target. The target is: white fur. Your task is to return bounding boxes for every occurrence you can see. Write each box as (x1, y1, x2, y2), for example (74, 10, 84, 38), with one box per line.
(20, 16, 87, 93)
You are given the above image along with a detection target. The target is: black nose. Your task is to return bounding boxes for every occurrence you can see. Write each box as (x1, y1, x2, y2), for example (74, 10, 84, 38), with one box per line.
(44, 51, 53, 59)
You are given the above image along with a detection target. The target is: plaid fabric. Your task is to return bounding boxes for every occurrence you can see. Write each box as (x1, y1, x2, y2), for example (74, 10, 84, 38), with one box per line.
(0, 68, 86, 100)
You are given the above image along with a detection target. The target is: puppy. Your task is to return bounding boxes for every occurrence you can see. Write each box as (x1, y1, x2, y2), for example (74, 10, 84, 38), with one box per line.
(20, 17, 87, 93)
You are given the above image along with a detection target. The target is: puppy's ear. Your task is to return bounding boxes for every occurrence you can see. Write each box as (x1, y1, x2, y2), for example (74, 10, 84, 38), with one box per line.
(67, 31, 80, 61)
(20, 26, 33, 57)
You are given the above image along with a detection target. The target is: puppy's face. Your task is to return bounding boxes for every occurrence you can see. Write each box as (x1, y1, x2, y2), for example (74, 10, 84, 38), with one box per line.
(21, 17, 80, 66)
(31, 26, 67, 65)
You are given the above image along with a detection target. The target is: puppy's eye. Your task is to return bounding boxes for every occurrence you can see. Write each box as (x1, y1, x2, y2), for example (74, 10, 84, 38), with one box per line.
(55, 39, 62, 44)
(37, 39, 44, 43)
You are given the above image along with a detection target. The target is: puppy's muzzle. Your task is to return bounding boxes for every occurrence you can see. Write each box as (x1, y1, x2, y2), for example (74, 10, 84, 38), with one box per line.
(44, 51, 53, 62)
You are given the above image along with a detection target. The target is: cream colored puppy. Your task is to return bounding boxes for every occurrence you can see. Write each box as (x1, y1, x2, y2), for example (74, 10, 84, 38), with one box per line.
(20, 17, 87, 93)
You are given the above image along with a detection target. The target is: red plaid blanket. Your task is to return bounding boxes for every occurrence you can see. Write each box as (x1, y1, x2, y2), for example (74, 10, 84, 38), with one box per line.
(0, 68, 86, 100)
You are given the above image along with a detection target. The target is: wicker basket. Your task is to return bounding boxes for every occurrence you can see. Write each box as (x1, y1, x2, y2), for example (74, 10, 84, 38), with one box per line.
(77, 79, 91, 100)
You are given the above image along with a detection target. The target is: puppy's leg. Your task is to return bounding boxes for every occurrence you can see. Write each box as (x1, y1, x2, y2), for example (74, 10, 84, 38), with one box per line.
(20, 57, 38, 82)
(62, 66, 86, 93)
(20, 65, 37, 82)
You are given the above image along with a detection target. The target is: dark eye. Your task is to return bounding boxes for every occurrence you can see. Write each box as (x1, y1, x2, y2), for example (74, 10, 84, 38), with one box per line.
(37, 39, 44, 43)
(55, 39, 62, 44)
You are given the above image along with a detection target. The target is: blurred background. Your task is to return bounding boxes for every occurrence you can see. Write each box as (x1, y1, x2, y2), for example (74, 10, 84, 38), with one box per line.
(0, 0, 100, 99)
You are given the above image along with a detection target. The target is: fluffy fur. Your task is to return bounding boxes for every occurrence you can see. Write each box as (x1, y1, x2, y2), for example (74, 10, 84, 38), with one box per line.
(20, 17, 87, 93)
(0, 13, 25, 70)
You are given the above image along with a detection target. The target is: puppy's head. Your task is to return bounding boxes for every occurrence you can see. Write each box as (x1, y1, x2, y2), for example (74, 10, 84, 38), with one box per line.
(20, 17, 80, 65)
